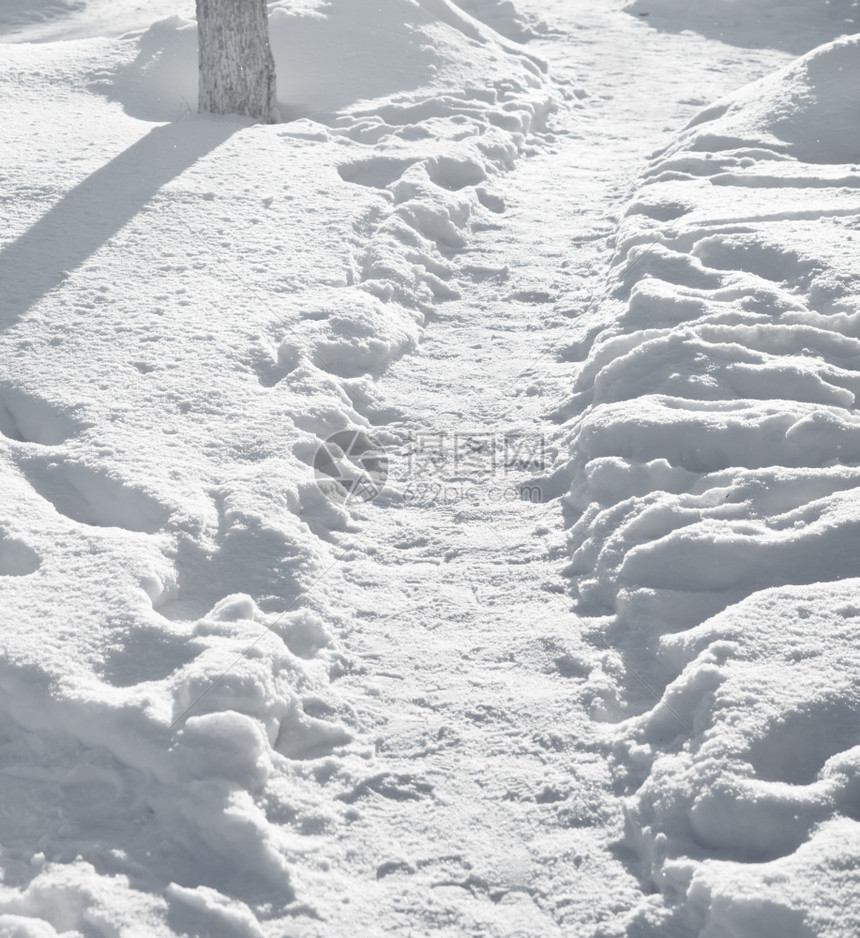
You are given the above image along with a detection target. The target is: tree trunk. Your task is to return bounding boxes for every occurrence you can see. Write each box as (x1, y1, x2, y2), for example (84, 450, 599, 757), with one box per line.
(196, 0, 278, 122)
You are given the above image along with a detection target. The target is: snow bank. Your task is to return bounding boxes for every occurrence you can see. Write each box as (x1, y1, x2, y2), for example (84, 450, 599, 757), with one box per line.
(673, 34, 860, 163)
(561, 34, 860, 936)
(449, 0, 544, 41)
(104, 0, 549, 124)
(618, 583, 860, 937)
(0, 2, 554, 935)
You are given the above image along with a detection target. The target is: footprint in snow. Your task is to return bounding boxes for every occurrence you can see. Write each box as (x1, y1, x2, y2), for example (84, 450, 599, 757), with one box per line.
(0, 532, 41, 576)
(0, 385, 81, 446)
(19, 458, 171, 534)
(337, 156, 421, 189)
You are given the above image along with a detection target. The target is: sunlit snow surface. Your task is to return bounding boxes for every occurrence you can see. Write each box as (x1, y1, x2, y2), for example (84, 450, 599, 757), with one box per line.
(0, 1, 553, 934)
(0, 0, 858, 935)
(565, 15, 860, 938)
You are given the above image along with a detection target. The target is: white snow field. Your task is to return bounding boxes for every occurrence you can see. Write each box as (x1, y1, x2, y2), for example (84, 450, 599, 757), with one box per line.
(0, 0, 857, 936)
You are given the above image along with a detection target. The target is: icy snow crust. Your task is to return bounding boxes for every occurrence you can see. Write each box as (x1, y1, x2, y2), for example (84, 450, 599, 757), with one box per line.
(0, 1, 552, 934)
(564, 33, 860, 937)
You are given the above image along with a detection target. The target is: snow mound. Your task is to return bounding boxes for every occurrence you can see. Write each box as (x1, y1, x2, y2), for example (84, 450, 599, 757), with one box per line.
(560, 36, 860, 935)
(618, 583, 860, 936)
(451, 0, 544, 41)
(674, 35, 860, 164)
(92, 0, 553, 348)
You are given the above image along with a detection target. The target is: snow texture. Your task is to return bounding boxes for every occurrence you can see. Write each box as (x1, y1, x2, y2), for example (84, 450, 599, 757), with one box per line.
(0, 1, 556, 935)
(563, 27, 860, 938)
(1, 0, 859, 935)
(625, 0, 860, 53)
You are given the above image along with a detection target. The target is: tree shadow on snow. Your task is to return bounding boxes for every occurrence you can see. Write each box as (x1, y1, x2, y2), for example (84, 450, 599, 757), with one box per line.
(0, 120, 237, 328)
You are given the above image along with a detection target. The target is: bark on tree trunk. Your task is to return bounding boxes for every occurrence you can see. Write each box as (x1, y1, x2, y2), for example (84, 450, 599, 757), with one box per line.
(196, 0, 278, 122)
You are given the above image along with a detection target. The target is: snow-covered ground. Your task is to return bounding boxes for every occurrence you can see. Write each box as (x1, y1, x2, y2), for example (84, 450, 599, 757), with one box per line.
(0, 0, 857, 935)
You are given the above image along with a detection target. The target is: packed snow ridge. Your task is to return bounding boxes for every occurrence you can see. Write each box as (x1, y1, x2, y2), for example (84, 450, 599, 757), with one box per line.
(563, 25, 860, 938)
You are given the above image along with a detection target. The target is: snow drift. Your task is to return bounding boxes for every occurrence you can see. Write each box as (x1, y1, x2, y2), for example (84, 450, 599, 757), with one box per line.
(562, 34, 860, 937)
(0, 2, 554, 935)
(677, 33, 860, 163)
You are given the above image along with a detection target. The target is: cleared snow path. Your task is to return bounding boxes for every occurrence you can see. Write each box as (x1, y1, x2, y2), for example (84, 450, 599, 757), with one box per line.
(287, 4, 792, 934)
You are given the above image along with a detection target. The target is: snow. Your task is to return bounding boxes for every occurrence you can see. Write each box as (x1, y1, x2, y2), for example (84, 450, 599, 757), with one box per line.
(559, 9, 860, 936)
(624, 0, 860, 54)
(0, 0, 858, 935)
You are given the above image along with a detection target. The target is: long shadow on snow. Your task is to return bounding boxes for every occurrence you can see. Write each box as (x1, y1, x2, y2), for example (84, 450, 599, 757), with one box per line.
(0, 120, 236, 328)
